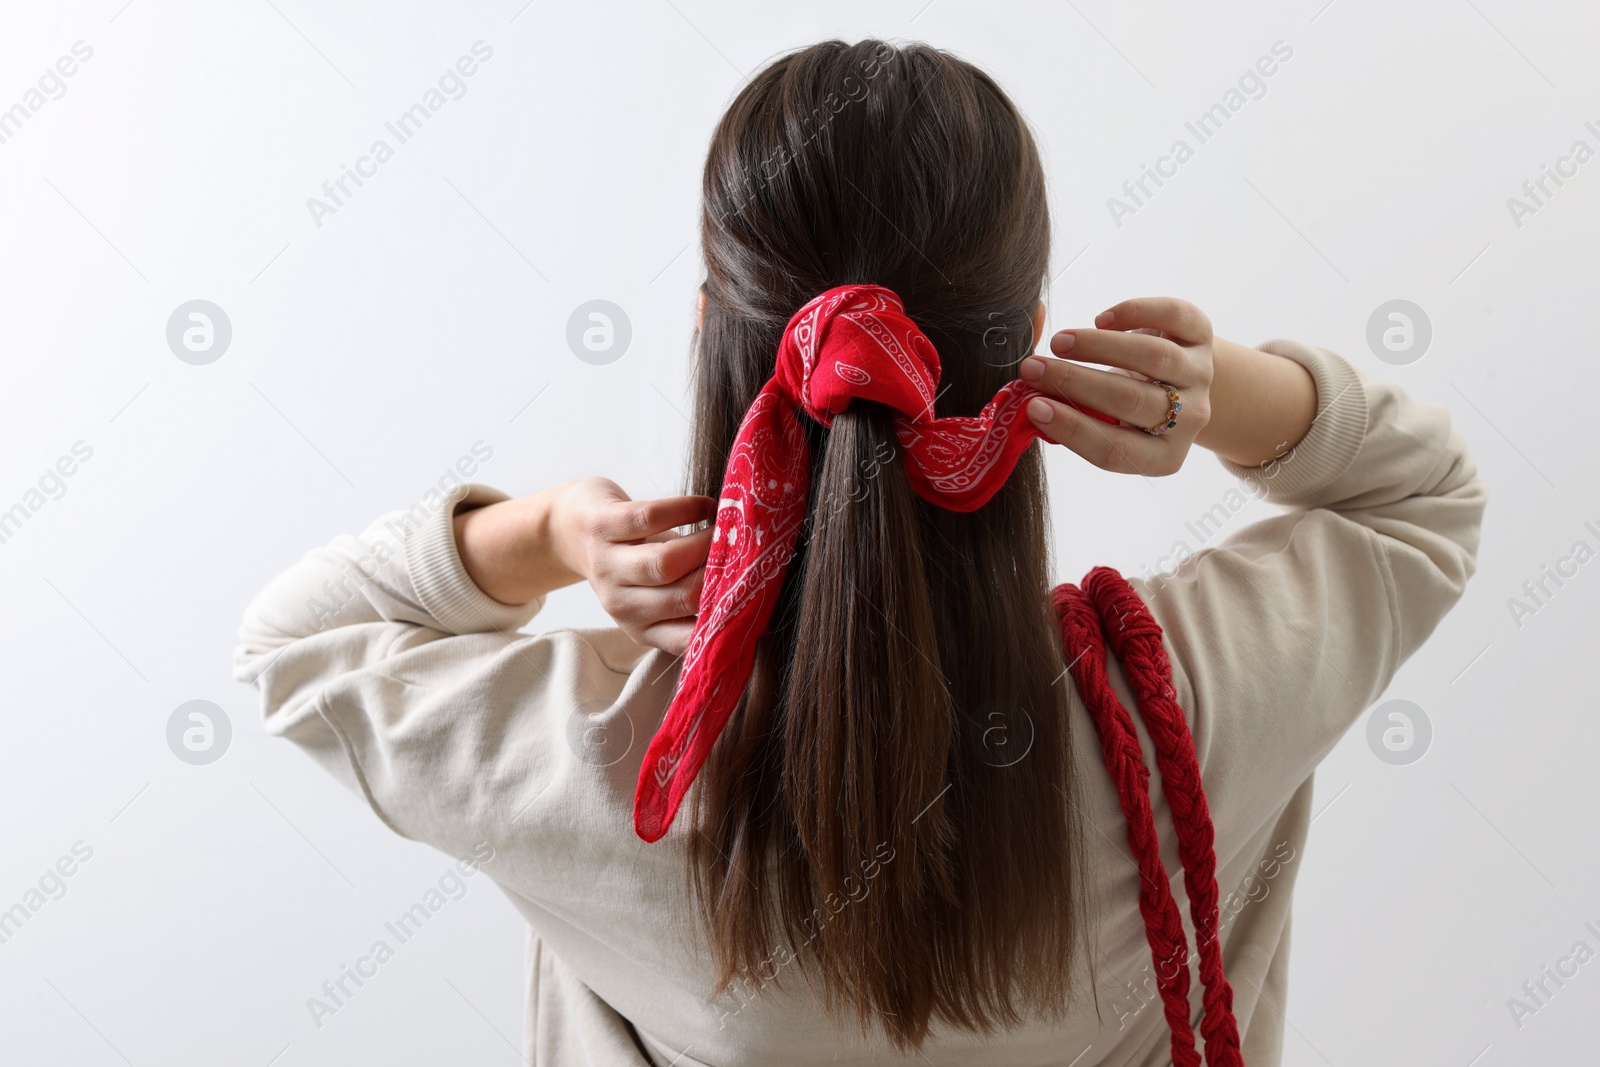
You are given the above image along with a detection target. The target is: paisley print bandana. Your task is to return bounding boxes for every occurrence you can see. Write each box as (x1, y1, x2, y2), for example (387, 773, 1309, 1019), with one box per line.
(633, 284, 1111, 842)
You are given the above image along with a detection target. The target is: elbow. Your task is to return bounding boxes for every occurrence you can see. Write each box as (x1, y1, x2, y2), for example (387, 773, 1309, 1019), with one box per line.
(1427, 436, 1490, 597)
(1447, 470, 1491, 593)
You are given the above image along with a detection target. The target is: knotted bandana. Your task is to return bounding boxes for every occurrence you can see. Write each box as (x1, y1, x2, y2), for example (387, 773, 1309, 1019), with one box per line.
(633, 284, 1111, 842)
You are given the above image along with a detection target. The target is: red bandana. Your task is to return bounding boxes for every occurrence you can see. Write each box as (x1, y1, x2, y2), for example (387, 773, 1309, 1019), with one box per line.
(633, 284, 1112, 842)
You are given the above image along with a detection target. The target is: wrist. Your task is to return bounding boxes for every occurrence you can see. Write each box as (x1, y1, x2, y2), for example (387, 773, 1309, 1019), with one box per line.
(1195, 337, 1317, 468)
(540, 481, 590, 584)
(454, 486, 583, 606)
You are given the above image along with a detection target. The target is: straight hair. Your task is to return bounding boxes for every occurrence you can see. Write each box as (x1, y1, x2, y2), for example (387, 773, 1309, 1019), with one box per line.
(686, 39, 1086, 1050)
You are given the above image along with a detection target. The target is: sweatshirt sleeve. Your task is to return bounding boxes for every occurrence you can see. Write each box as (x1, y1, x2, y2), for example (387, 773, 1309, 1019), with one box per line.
(233, 483, 542, 659)
(1133, 340, 1488, 859)
(232, 484, 570, 859)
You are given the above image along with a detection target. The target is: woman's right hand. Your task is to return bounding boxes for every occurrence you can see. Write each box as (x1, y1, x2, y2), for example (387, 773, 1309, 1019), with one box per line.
(1020, 296, 1216, 477)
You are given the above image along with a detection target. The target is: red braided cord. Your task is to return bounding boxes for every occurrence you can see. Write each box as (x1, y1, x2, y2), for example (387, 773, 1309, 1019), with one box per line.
(1080, 568, 1244, 1067)
(1053, 583, 1201, 1067)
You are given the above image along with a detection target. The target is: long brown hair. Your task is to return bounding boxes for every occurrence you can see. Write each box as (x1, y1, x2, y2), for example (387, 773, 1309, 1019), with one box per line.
(686, 39, 1085, 1049)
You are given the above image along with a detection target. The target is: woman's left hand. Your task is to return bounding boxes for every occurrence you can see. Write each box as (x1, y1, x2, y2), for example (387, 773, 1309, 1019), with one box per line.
(550, 479, 715, 655)
(455, 478, 714, 655)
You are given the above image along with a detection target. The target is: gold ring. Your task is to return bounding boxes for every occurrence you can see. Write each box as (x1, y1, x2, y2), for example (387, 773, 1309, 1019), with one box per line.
(1142, 381, 1182, 437)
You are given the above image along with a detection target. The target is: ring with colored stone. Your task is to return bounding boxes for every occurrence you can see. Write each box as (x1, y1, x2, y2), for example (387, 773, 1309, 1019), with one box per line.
(1142, 381, 1182, 437)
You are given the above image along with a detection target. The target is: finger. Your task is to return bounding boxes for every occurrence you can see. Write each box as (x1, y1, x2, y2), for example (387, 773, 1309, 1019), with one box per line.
(595, 494, 716, 543)
(609, 568, 706, 625)
(1026, 395, 1174, 476)
(640, 618, 696, 656)
(1020, 355, 1175, 429)
(600, 529, 712, 587)
(1047, 328, 1188, 385)
(1093, 298, 1211, 346)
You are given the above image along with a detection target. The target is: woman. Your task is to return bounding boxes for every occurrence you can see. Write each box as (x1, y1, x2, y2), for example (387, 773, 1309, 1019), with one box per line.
(235, 39, 1485, 1066)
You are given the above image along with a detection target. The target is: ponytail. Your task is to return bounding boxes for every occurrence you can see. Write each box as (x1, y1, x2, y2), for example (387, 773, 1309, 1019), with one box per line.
(690, 404, 1086, 1045)
(684, 37, 1085, 1051)
(783, 406, 956, 1012)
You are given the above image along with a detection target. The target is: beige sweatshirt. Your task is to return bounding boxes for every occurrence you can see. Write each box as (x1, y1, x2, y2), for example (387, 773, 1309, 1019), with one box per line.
(234, 340, 1486, 1066)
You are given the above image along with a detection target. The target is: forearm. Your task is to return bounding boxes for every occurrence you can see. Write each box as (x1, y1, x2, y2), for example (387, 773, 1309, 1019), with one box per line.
(235, 485, 546, 686)
(453, 483, 583, 606)
(1195, 337, 1318, 468)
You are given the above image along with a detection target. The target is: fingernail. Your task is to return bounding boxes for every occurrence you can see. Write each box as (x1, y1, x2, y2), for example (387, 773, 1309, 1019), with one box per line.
(1027, 398, 1054, 424)
(1051, 331, 1075, 355)
(1095, 309, 1115, 327)
(1019, 356, 1045, 381)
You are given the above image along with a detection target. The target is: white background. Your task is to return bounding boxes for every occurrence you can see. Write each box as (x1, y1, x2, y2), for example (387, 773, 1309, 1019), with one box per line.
(0, 0, 1595, 1064)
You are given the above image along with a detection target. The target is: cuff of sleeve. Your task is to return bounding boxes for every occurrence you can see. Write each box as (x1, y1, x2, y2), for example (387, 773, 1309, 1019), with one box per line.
(405, 483, 546, 635)
(1216, 338, 1370, 507)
